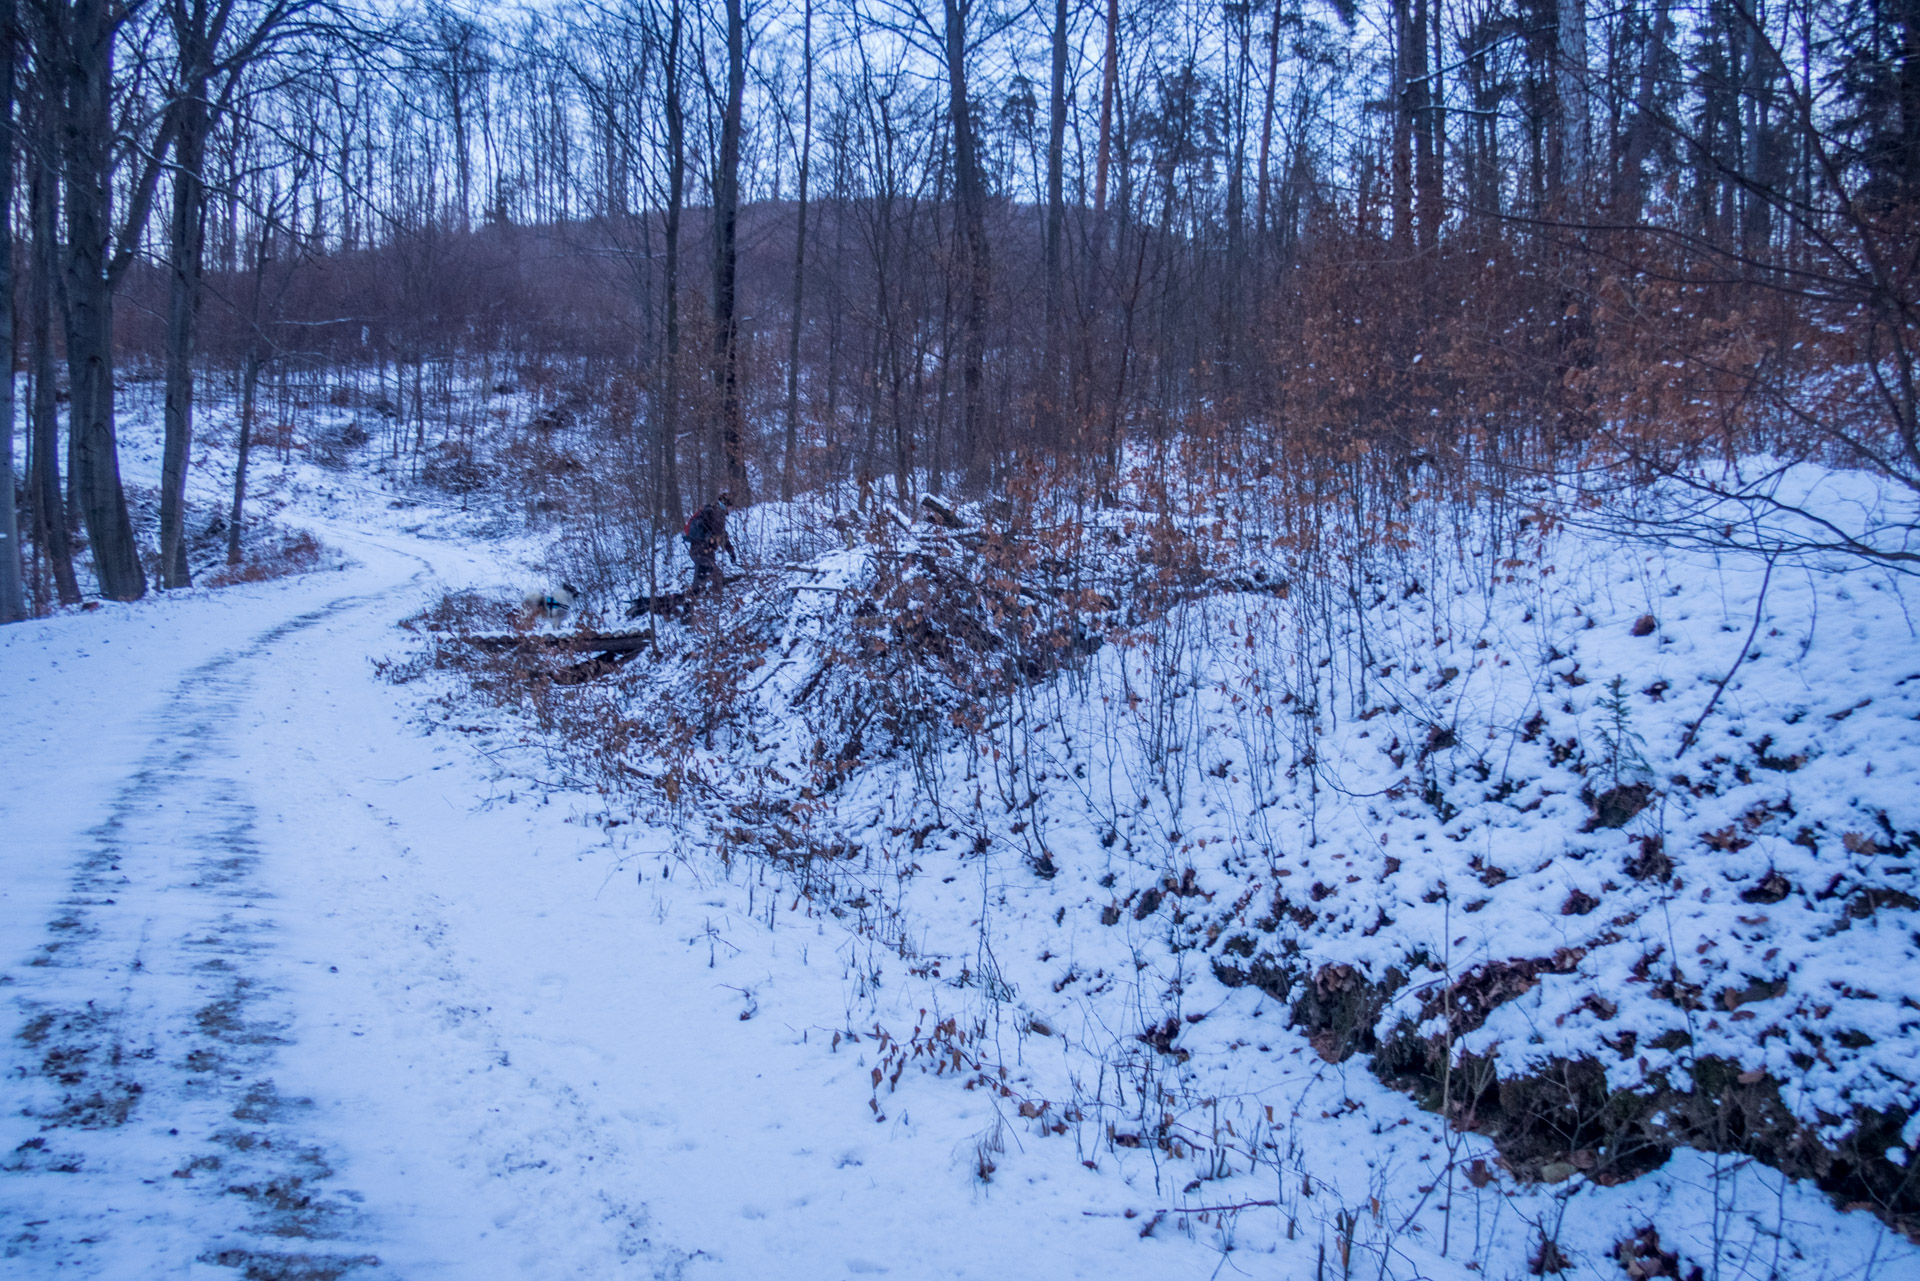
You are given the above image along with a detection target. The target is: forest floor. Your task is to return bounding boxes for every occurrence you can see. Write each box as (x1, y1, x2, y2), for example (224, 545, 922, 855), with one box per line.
(2, 381, 1918, 1280)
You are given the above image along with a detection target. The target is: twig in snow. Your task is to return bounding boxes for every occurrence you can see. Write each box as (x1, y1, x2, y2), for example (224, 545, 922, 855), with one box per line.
(1081, 1199, 1280, 1217)
(1675, 555, 1776, 760)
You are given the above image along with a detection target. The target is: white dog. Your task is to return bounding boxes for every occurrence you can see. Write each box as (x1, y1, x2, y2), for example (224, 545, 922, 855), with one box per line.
(522, 581, 581, 625)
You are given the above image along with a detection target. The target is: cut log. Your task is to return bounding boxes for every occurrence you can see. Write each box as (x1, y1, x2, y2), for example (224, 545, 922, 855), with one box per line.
(626, 590, 690, 619)
(919, 493, 963, 528)
(551, 650, 638, 686)
(464, 628, 656, 656)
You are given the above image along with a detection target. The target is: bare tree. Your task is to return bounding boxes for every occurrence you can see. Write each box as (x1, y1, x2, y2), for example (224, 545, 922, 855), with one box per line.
(0, 0, 23, 623)
(225, 128, 313, 568)
(1039, 0, 1066, 436)
(1553, 0, 1590, 198)
(27, 0, 1903, 598)
(709, 0, 749, 501)
(45, 0, 171, 600)
(159, 0, 338, 588)
(944, 0, 988, 487)
(424, 0, 484, 233)
(25, 59, 78, 608)
(779, 0, 812, 502)
(657, 0, 687, 525)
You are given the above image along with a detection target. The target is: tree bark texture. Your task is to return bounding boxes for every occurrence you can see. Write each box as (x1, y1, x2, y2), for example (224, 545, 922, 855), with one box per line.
(658, 0, 686, 526)
(28, 120, 77, 606)
(781, 0, 812, 503)
(1042, 0, 1067, 435)
(711, 0, 749, 503)
(226, 345, 260, 566)
(0, 0, 23, 622)
(161, 68, 211, 588)
(60, 0, 145, 600)
(945, 0, 989, 488)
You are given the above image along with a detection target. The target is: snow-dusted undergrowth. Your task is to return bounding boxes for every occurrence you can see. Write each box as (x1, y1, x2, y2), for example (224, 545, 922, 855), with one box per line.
(394, 442, 1920, 1277)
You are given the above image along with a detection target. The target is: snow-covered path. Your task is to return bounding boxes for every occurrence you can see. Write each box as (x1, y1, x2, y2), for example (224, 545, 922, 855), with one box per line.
(0, 533, 442, 1275)
(0, 523, 1215, 1280)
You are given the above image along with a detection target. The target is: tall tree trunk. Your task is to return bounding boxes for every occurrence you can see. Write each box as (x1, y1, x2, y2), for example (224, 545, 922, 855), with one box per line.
(227, 210, 273, 569)
(1415, 0, 1443, 247)
(225, 135, 242, 266)
(1901, 0, 1920, 198)
(1222, 4, 1251, 411)
(825, 168, 844, 484)
(876, 194, 910, 505)
(781, 0, 812, 503)
(28, 125, 77, 606)
(1225, 9, 1248, 245)
(450, 78, 471, 233)
(1612, 0, 1672, 221)
(1093, 0, 1117, 220)
(0, 0, 22, 623)
(945, 0, 989, 488)
(1556, 0, 1591, 200)
(160, 76, 210, 589)
(711, 0, 748, 503)
(1086, 0, 1119, 475)
(658, 0, 685, 526)
(1738, 0, 1781, 259)
(62, 0, 145, 600)
(227, 344, 260, 566)
(1042, 0, 1068, 438)
(1255, 1, 1282, 241)
(1391, 0, 1414, 248)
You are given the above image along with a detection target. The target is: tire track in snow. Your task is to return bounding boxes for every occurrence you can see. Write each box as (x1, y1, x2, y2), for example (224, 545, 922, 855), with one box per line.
(1, 584, 411, 1278)
(3, 524, 698, 1279)
(251, 528, 697, 1278)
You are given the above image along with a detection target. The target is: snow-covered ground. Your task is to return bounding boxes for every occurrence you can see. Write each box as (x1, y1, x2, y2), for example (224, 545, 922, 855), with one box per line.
(0, 399, 1356, 1279)
(4, 383, 1918, 1279)
(0, 516, 1230, 1277)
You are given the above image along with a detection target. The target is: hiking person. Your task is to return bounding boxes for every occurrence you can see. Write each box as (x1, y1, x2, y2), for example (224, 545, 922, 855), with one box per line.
(684, 492, 739, 603)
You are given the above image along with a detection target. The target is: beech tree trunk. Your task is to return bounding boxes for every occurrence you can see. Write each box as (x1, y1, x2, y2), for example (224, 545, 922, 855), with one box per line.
(1414, 0, 1442, 248)
(1391, 0, 1415, 249)
(227, 205, 274, 569)
(1612, 0, 1672, 221)
(0, 0, 22, 623)
(28, 119, 77, 607)
(1556, 0, 1591, 198)
(945, 0, 989, 488)
(780, 0, 812, 503)
(61, 0, 145, 601)
(1093, 0, 1116, 220)
(711, 0, 748, 504)
(160, 76, 210, 589)
(226, 345, 260, 567)
(1255, 2, 1281, 240)
(1042, 0, 1067, 437)
(657, 0, 686, 527)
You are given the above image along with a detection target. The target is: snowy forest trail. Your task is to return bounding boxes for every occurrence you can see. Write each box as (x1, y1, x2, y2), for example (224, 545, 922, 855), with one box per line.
(0, 519, 1199, 1281)
(0, 531, 447, 1277)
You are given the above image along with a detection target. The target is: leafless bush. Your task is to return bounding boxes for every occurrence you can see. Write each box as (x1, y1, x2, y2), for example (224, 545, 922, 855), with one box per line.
(203, 530, 326, 587)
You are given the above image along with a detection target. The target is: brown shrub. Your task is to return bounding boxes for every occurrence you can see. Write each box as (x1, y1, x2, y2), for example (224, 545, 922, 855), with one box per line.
(204, 531, 324, 587)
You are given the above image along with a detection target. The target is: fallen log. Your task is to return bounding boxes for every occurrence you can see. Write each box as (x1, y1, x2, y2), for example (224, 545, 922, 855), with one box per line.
(463, 628, 656, 656)
(551, 649, 639, 685)
(919, 493, 964, 528)
(625, 590, 689, 619)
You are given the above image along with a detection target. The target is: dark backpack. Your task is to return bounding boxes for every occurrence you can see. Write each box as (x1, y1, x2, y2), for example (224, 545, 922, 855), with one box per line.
(684, 505, 716, 546)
